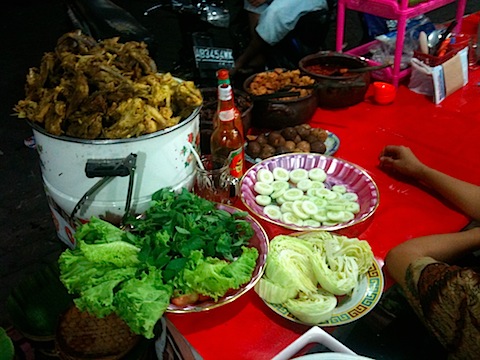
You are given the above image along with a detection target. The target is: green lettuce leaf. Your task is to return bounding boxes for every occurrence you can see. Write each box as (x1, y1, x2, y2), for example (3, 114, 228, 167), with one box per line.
(114, 271, 172, 339)
(180, 247, 258, 301)
(74, 216, 126, 244)
(59, 249, 135, 293)
(73, 267, 139, 317)
(79, 240, 140, 267)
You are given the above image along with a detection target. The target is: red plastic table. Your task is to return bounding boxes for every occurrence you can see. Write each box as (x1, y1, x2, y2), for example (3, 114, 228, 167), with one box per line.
(167, 68, 480, 360)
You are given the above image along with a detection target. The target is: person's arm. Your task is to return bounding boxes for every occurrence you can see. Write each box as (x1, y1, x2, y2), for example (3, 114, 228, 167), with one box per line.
(379, 145, 480, 221)
(385, 227, 480, 288)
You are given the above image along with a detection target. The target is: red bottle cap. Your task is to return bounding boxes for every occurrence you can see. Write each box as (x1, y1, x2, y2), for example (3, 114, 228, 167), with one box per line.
(216, 69, 229, 81)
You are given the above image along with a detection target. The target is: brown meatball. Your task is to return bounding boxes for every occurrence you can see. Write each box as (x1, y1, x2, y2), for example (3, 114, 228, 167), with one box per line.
(274, 146, 291, 155)
(256, 133, 268, 145)
(259, 144, 276, 159)
(246, 141, 262, 158)
(284, 140, 296, 151)
(281, 127, 298, 141)
(295, 126, 311, 139)
(293, 134, 302, 143)
(310, 128, 328, 142)
(310, 141, 327, 154)
(268, 132, 286, 147)
(295, 141, 311, 152)
(304, 134, 319, 144)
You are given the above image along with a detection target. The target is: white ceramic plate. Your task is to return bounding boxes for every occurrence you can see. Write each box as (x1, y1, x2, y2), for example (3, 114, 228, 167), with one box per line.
(264, 258, 384, 326)
(294, 354, 374, 360)
(245, 131, 340, 164)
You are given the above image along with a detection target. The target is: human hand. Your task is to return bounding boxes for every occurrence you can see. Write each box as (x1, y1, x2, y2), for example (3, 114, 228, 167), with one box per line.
(378, 145, 426, 179)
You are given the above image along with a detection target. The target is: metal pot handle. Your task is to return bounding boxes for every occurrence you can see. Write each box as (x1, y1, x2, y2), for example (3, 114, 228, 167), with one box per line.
(70, 153, 137, 225)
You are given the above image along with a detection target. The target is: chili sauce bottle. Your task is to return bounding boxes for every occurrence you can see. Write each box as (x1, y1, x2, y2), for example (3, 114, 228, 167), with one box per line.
(213, 69, 244, 138)
(210, 83, 245, 185)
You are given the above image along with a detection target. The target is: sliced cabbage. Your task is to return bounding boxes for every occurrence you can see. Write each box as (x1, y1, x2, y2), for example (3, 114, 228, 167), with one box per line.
(298, 231, 374, 295)
(267, 236, 318, 295)
(285, 289, 337, 324)
(311, 251, 359, 295)
(254, 277, 298, 304)
(335, 236, 374, 274)
(257, 232, 375, 323)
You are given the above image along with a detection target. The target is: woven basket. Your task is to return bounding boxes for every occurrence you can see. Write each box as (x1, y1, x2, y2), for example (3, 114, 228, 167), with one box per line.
(55, 306, 139, 360)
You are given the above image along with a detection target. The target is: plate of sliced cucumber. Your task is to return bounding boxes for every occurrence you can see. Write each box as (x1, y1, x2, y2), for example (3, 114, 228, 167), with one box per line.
(240, 153, 379, 232)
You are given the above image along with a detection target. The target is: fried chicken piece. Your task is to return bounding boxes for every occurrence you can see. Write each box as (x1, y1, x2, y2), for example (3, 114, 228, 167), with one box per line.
(13, 30, 201, 139)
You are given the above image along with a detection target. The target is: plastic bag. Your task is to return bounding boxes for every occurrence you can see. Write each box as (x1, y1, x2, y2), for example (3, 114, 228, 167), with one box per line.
(408, 58, 434, 96)
(369, 15, 436, 68)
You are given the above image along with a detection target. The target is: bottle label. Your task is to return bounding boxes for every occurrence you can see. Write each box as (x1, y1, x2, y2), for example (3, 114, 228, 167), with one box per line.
(228, 146, 245, 179)
(219, 108, 235, 122)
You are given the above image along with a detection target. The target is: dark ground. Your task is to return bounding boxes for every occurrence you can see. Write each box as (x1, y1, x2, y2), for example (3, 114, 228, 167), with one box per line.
(1, 0, 480, 357)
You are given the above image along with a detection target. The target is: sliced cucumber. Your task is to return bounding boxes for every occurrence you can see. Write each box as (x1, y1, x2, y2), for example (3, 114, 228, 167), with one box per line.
(324, 190, 339, 200)
(292, 201, 310, 220)
(289, 168, 308, 183)
(322, 219, 341, 226)
(342, 211, 355, 222)
(308, 168, 327, 182)
(312, 210, 328, 222)
(342, 192, 358, 202)
(282, 212, 299, 224)
(327, 210, 345, 222)
(272, 167, 290, 182)
(296, 179, 313, 192)
(346, 202, 360, 214)
(264, 205, 282, 220)
(326, 203, 346, 211)
(276, 196, 287, 205)
(316, 188, 337, 200)
(257, 168, 274, 184)
(271, 187, 287, 199)
(310, 180, 326, 189)
(271, 180, 290, 192)
(332, 185, 347, 194)
(283, 188, 304, 201)
(250, 165, 362, 229)
(301, 200, 318, 215)
(255, 195, 272, 206)
(254, 182, 274, 195)
(280, 201, 294, 213)
(303, 219, 321, 227)
(312, 197, 328, 209)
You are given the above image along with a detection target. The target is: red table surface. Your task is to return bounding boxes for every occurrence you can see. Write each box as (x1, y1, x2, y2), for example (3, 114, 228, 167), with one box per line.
(167, 68, 480, 360)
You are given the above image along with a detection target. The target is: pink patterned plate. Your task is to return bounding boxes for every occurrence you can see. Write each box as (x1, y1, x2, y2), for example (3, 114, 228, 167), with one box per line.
(240, 153, 379, 232)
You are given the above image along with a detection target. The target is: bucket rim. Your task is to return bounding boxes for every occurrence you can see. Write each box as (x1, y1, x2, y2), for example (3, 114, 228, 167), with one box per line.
(28, 106, 201, 144)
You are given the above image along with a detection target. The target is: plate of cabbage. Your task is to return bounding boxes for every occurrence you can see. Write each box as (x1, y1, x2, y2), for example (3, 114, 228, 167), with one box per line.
(240, 153, 379, 232)
(254, 231, 384, 326)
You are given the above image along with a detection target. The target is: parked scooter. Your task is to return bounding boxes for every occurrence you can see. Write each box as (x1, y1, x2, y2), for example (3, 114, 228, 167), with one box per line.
(65, 0, 156, 52)
(65, 0, 336, 86)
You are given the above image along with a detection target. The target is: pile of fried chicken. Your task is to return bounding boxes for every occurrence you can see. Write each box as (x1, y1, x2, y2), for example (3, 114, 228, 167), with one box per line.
(14, 30, 202, 139)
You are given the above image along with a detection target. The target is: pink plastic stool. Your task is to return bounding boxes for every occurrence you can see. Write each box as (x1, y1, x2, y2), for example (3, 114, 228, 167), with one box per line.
(335, 0, 468, 86)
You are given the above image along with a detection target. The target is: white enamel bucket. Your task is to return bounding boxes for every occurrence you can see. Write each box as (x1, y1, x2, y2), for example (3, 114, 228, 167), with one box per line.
(31, 107, 200, 248)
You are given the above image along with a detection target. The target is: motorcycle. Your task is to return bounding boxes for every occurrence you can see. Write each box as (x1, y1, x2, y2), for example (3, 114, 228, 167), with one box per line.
(65, 0, 336, 86)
